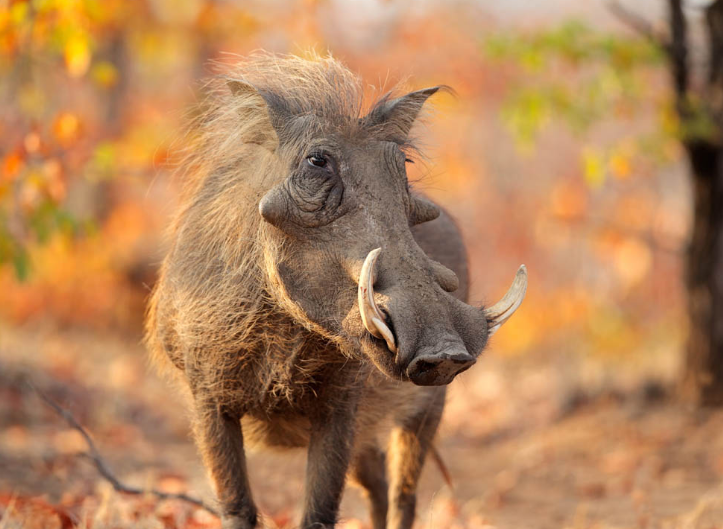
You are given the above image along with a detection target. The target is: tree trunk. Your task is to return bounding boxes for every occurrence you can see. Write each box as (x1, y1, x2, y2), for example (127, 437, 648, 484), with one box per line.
(681, 141, 723, 405)
(676, 0, 723, 405)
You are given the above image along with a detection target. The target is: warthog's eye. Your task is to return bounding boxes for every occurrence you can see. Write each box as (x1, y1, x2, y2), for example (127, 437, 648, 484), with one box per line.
(405, 158, 414, 164)
(307, 154, 328, 168)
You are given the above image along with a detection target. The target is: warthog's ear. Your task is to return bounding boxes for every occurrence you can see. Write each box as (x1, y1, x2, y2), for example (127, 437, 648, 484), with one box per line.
(226, 79, 279, 152)
(363, 86, 445, 141)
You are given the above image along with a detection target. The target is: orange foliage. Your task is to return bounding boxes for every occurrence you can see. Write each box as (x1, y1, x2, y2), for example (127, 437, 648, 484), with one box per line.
(0, 0, 687, 371)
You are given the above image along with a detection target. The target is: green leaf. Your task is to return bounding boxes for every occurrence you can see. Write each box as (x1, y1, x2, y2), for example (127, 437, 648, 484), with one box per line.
(12, 248, 30, 282)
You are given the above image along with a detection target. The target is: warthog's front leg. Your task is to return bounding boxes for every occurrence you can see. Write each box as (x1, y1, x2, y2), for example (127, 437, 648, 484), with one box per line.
(193, 398, 257, 529)
(301, 391, 360, 528)
(388, 387, 446, 529)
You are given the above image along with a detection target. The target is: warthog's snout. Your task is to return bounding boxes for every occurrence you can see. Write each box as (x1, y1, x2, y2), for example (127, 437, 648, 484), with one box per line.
(406, 350, 476, 386)
(357, 247, 527, 385)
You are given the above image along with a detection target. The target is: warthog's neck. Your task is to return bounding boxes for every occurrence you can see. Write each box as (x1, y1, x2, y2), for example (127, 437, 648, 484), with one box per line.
(219, 317, 365, 414)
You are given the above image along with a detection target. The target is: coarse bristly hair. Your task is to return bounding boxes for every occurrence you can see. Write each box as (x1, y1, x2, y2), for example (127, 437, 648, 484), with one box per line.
(145, 52, 436, 411)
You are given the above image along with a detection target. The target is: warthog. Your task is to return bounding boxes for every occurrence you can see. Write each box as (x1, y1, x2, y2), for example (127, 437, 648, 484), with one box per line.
(146, 53, 526, 529)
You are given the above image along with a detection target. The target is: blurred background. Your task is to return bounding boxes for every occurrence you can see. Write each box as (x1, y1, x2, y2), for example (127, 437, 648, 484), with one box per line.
(2, 0, 723, 528)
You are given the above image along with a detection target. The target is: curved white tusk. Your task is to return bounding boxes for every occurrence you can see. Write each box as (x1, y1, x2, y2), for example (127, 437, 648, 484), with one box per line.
(485, 265, 528, 337)
(358, 248, 397, 352)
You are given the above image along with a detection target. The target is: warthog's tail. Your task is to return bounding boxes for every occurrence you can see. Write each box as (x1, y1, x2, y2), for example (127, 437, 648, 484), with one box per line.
(430, 444, 453, 489)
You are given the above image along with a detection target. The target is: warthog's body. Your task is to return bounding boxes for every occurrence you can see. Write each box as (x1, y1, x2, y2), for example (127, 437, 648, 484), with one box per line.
(146, 53, 525, 529)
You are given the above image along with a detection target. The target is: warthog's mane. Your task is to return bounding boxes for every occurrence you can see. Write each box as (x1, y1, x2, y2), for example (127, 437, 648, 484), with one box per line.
(146, 52, 427, 407)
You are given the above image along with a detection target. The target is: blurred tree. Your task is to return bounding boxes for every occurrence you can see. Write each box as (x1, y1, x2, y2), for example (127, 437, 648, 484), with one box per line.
(602, 0, 723, 406)
(485, 1, 723, 406)
(660, 0, 723, 406)
(0, 0, 262, 328)
(0, 0, 225, 281)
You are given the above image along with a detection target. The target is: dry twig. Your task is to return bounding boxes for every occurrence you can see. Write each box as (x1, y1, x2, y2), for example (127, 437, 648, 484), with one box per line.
(29, 382, 218, 517)
(608, 1, 670, 49)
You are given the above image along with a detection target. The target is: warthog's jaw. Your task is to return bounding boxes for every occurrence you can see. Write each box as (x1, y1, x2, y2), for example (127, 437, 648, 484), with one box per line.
(357, 248, 528, 386)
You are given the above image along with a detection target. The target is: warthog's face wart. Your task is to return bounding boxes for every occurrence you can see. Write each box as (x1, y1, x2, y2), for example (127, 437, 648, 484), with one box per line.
(228, 79, 526, 386)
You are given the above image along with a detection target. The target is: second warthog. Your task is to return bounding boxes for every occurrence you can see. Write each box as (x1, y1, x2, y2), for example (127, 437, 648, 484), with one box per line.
(146, 53, 527, 529)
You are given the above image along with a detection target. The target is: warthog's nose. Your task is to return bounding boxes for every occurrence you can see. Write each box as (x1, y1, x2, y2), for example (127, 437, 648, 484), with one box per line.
(406, 350, 476, 386)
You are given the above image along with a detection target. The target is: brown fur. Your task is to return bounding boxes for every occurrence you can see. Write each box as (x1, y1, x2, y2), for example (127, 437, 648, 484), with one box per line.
(146, 52, 476, 529)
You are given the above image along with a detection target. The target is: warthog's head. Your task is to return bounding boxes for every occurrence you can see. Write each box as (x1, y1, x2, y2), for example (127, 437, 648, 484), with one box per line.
(223, 56, 526, 386)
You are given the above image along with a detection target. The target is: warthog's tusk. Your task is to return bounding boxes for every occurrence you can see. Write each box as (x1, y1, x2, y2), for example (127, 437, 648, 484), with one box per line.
(358, 248, 397, 353)
(485, 265, 528, 337)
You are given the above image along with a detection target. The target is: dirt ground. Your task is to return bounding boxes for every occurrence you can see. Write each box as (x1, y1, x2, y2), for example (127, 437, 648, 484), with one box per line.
(1, 324, 722, 529)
